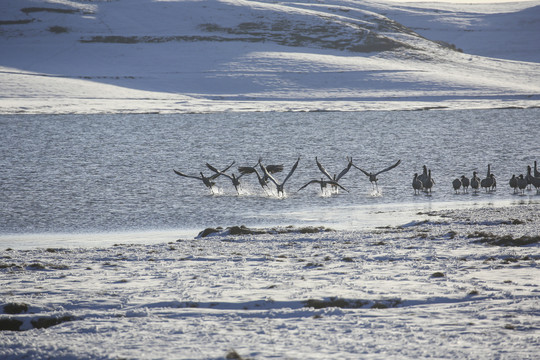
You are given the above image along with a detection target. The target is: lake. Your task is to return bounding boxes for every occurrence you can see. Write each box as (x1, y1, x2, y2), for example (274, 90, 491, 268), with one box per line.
(1, 109, 539, 246)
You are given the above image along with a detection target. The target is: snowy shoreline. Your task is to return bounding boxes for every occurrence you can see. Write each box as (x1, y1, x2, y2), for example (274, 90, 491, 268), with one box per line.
(1, 202, 539, 359)
(2, 197, 538, 250)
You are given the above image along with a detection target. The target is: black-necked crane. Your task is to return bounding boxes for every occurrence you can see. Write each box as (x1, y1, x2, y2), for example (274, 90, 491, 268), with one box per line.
(423, 169, 434, 194)
(173, 161, 235, 194)
(206, 163, 246, 194)
(417, 165, 428, 187)
(352, 159, 401, 191)
(238, 159, 284, 193)
(517, 174, 527, 194)
(315, 156, 352, 193)
(412, 173, 423, 195)
(471, 171, 481, 193)
(298, 178, 349, 194)
(260, 157, 300, 197)
(461, 175, 470, 193)
(526, 165, 534, 189)
(509, 175, 518, 193)
(481, 164, 495, 192)
(452, 178, 462, 194)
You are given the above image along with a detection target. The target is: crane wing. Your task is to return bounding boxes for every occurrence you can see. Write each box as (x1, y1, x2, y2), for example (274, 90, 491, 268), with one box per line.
(282, 157, 300, 185)
(298, 179, 319, 191)
(206, 163, 221, 174)
(206, 161, 235, 180)
(238, 166, 256, 175)
(173, 169, 200, 180)
(221, 161, 235, 173)
(351, 163, 371, 177)
(375, 159, 401, 176)
(266, 164, 284, 174)
(336, 158, 353, 181)
(260, 163, 279, 186)
(315, 157, 333, 181)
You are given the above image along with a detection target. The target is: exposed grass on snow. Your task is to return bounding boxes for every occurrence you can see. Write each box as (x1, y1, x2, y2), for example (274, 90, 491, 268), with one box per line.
(79, 13, 415, 53)
(20, 7, 78, 15)
(468, 231, 540, 246)
(48, 26, 69, 34)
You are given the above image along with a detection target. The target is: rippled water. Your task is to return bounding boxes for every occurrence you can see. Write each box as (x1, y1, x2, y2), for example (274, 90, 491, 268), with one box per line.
(1, 109, 539, 238)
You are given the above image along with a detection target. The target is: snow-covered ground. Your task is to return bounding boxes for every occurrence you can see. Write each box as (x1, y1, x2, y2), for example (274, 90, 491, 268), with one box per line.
(1, 204, 539, 359)
(1, 0, 539, 113)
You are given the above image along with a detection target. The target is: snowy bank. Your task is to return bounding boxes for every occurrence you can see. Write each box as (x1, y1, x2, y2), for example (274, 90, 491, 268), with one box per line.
(1, 0, 540, 114)
(1, 204, 539, 359)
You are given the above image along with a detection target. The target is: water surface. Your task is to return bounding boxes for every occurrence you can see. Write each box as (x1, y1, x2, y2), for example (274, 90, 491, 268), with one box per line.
(1, 109, 539, 244)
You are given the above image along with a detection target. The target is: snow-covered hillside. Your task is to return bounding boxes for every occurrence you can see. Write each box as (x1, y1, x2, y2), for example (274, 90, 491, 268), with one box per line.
(1, 0, 539, 113)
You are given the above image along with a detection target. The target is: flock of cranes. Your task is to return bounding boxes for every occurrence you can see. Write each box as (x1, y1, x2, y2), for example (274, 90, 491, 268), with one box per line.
(173, 157, 400, 196)
(448, 161, 540, 195)
(173, 158, 540, 196)
(505, 162, 540, 194)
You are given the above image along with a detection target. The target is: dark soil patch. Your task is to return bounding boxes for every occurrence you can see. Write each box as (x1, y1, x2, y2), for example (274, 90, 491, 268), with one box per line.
(0, 318, 23, 331)
(304, 297, 401, 309)
(371, 299, 402, 309)
(197, 227, 223, 237)
(0, 19, 34, 25)
(468, 232, 540, 246)
(1, 315, 75, 331)
(197, 225, 333, 238)
(3, 303, 28, 314)
(304, 297, 368, 309)
(31, 316, 74, 329)
(0, 263, 22, 270)
(48, 26, 69, 34)
(21, 7, 78, 14)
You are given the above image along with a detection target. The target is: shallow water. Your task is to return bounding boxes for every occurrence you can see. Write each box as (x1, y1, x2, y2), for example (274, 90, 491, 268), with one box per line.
(1, 109, 539, 243)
